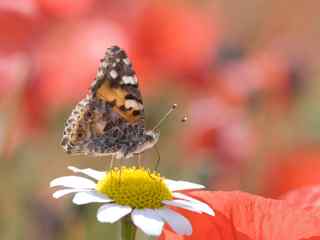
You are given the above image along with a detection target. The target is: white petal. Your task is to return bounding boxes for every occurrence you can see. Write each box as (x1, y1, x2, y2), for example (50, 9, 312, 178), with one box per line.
(49, 176, 96, 189)
(97, 204, 132, 223)
(156, 207, 192, 236)
(165, 179, 205, 191)
(68, 166, 105, 180)
(163, 199, 202, 214)
(131, 209, 164, 236)
(72, 191, 113, 205)
(52, 188, 90, 199)
(173, 192, 215, 216)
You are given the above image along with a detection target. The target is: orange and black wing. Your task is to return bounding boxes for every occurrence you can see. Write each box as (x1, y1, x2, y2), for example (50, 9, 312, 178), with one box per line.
(90, 46, 144, 123)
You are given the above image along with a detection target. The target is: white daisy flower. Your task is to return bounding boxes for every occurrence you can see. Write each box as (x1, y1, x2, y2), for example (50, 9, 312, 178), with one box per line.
(49, 166, 214, 237)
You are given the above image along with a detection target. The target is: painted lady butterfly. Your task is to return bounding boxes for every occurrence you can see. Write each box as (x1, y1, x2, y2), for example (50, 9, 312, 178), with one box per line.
(61, 46, 159, 159)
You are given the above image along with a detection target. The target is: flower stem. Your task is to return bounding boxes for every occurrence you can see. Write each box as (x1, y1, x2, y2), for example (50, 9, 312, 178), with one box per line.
(121, 215, 137, 240)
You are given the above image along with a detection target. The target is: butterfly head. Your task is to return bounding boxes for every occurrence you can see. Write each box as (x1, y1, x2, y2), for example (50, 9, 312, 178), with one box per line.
(146, 130, 160, 145)
(133, 130, 160, 155)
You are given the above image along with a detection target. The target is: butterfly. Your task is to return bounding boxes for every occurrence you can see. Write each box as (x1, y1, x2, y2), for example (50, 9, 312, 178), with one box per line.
(61, 46, 160, 159)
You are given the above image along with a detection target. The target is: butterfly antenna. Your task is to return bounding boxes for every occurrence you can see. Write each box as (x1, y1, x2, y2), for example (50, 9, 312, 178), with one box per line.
(152, 104, 178, 131)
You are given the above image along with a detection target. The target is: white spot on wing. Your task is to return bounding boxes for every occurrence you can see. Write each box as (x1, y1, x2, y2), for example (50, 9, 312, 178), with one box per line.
(121, 76, 137, 85)
(125, 100, 143, 110)
(101, 62, 108, 68)
(110, 70, 118, 79)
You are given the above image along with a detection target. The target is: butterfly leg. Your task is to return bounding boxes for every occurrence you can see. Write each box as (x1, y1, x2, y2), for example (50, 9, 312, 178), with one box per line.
(145, 146, 161, 181)
(109, 155, 115, 170)
(107, 155, 115, 181)
(118, 157, 123, 186)
(136, 154, 142, 168)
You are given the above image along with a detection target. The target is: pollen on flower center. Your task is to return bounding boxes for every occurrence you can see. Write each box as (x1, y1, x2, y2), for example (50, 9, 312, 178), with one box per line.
(96, 167, 172, 209)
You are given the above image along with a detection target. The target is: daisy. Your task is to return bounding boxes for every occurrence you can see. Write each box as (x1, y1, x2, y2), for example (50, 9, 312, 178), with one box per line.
(49, 166, 214, 237)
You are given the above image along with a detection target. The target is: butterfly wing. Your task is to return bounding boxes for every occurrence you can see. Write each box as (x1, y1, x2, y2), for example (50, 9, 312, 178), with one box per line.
(91, 46, 145, 122)
(61, 46, 146, 157)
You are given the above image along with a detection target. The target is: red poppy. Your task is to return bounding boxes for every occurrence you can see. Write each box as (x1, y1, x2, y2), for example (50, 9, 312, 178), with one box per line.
(129, 2, 218, 89)
(159, 190, 320, 240)
(208, 48, 303, 110)
(281, 185, 320, 212)
(262, 147, 320, 198)
(183, 98, 256, 165)
(35, 0, 95, 18)
(0, 5, 37, 53)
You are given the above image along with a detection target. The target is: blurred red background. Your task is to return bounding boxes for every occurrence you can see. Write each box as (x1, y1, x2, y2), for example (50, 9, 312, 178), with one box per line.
(1, 0, 320, 239)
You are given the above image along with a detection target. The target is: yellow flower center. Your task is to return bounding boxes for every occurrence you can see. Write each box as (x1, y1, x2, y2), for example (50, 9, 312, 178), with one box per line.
(96, 167, 172, 209)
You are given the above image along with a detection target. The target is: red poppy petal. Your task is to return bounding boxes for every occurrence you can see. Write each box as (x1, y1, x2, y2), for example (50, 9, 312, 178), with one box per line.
(160, 191, 320, 240)
(281, 185, 320, 211)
